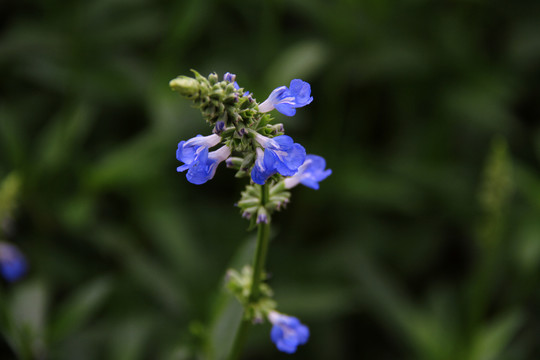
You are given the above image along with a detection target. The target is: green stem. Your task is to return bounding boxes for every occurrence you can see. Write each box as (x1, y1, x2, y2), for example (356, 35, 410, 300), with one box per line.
(227, 319, 251, 360)
(227, 184, 271, 360)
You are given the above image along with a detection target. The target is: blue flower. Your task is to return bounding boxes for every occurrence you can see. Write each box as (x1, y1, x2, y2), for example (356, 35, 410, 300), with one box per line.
(223, 72, 235, 82)
(0, 242, 27, 282)
(183, 145, 231, 185)
(251, 148, 277, 185)
(258, 79, 313, 116)
(268, 311, 309, 354)
(251, 134, 306, 185)
(284, 154, 332, 190)
(176, 134, 221, 172)
(224, 72, 250, 96)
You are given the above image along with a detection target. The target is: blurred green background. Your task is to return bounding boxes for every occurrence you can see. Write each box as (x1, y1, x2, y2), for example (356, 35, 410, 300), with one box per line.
(2, 0, 540, 359)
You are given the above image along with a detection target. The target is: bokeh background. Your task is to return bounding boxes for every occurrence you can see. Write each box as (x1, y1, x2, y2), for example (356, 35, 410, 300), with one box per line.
(2, 0, 540, 359)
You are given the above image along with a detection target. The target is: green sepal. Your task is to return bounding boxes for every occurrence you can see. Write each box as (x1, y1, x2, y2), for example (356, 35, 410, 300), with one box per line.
(240, 153, 255, 172)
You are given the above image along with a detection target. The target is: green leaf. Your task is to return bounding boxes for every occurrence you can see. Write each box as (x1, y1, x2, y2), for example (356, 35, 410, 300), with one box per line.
(49, 277, 113, 343)
(469, 311, 523, 360)
(108, 317, 155, 360)
(34, 104, 92, 175)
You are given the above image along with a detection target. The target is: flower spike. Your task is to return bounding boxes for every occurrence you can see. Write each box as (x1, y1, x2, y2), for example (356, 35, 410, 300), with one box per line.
(171, 71, 331, 359)
(258, 79, 313, 116)
(284, 154, 332, 190)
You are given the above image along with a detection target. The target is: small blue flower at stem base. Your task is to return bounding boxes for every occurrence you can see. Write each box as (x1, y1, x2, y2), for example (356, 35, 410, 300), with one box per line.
(258, 79, 313, 116)
(184, 145, 231, 185)
(251, 133, 306, 185)
(284, 154, 332, 190)
(268, 311, 309, 354)
(0, 242, 27, 282)
(176, 134, 221, 172)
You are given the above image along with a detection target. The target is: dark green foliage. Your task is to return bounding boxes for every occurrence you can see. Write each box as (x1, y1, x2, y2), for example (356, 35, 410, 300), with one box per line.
(1, 0, 540, 359)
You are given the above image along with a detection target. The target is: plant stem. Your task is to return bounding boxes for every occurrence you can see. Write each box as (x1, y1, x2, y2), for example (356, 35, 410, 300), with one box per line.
(249, 185, 270, 302)
(227, 319, 251, 360)
(227, 184, 271, 360)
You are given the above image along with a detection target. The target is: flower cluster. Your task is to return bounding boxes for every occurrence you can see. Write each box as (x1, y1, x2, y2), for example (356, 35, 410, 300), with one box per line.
(226, 266, 276, 321)
(171, 71, 331, 354)
(172, 71, 331, 192)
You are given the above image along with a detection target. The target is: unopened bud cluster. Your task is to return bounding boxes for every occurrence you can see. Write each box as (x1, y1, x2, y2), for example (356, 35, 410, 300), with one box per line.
(237, 182, 291, 228)
(226, 266, 276, 322)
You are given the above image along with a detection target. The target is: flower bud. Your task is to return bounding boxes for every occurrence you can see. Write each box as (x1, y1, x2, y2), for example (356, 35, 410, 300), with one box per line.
(256, 207, 269, 224)
(169, 76, 199, 96)
(213, 121, 226, 135)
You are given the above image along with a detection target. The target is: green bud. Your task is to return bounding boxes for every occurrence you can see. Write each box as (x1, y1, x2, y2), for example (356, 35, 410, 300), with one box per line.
(240, 153, 255, 171)
(234, 170, 248, 178)
(238, 198, 259, 208)
(226, 157, 243, 169)
(208, 72, 219, 84)
(269, 123, 285, 135)
(246, 184, 260, 197)
(169, 76, 199, 96)
(269, 181, 286, 195)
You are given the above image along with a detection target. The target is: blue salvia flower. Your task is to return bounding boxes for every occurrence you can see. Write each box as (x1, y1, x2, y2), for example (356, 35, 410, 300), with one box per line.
(224, 72, 250, 96)
(251, 133, 306, 185)
(268, 311, 309, 354)
(184, 145, 231, 185)
(176, 134, 221, 172)
(251, 148, 278, 185)
(284, 154, 332, 190)
(258, 79, 313, 116)
(0, 242, 27, 282)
